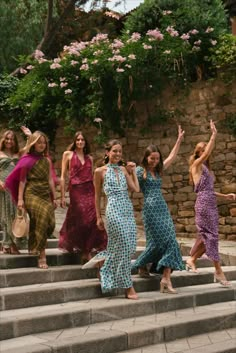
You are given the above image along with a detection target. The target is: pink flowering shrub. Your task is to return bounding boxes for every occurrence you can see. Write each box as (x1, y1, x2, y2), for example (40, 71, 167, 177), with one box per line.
(7, 0, 229, 142)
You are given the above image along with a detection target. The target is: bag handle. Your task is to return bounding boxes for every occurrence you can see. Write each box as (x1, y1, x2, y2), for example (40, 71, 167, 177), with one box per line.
(16, 208, 25, 219)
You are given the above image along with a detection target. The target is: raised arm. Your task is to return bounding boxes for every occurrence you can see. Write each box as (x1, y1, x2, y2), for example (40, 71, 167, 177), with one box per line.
(163, 125, 185, 170)
(94, 168, 105, 230)
(193, 120, 217, 169)
(190, 120, 217, 186)
(123, 162, 140, 192)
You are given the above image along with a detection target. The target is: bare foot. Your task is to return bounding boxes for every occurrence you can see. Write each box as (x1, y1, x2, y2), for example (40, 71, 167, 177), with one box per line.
(38, 258, 48, 269)
(125, 287, 138, 300)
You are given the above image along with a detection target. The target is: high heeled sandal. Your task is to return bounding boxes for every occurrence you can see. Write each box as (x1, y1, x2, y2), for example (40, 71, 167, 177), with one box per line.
(138, 267, 150, 278)
(214, 274, 232, 288)
(185, 261, 198, 273)
(3, 245, 20, 255)
(160, 280, 178, 294)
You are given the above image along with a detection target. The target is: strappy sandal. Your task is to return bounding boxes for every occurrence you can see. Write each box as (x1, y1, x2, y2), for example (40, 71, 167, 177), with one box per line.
(3, 245, 20, 255)
(214, 273, 232, 287)
(38, 258, 48, 269)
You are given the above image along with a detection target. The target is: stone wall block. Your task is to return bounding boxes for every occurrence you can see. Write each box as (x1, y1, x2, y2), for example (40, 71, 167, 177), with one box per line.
(221, 184, 236, 193)
(219, 225, 232, 234)
(174, 194, 188, 202)
(178, 210, 195, 217)
(230, 208, 236, 217)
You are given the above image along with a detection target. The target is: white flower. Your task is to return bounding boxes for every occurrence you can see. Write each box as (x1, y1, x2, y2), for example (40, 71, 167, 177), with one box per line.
(50, 63, 62, 69)
(128, 54, 136, 60)
(94, 117, 103, 123)
(48, 83, 58, 87)
(65, 89, 72, 94)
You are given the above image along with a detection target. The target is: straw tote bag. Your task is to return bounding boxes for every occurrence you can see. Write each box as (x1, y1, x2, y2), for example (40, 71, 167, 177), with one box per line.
(12, 208, 30, 238)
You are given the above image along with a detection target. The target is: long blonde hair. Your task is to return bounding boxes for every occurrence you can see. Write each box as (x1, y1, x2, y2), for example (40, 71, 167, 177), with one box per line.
(189, 142, 210, 183)
(0, 130, 19, 154)
(21, 131, 49, 156)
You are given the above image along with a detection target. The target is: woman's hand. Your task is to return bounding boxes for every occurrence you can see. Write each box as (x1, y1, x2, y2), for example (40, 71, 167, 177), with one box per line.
(225, 193, 236, 201)
(20, 126, 32, 138)
(97, 216, 105, 230)
(126, 161, 136, 175)
(53, 199, 58, 209)
(210, 120, 217, 136)
(60, 197, 66, 208)
(178, 125, 185, 141)
(0, 181, 5, 191)
(17, 199, 24, 208)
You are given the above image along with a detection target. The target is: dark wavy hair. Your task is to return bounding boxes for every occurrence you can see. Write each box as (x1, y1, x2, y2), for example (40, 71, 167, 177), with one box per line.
(67, 131, 90, 154)
(141, 144, 163, 178)
(0, 130, 19, 154)
(103, 139, 126, 165)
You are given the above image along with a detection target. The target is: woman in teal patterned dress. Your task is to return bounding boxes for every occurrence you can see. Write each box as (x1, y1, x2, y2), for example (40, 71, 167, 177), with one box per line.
(132, 126, 185, 294)
(0, 130, 20, 254)
(93, 140, 140, 299)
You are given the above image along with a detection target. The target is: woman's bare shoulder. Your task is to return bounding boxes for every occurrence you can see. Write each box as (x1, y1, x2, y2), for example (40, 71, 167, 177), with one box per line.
(62, 150, 73, 159)
(95, 165, 107, 173)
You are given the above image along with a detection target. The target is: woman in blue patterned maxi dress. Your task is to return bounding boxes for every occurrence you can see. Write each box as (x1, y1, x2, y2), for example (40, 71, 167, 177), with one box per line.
(186, 120, 235, 287)
(92, 140, 140, 299)
(132, 126, 185, 294)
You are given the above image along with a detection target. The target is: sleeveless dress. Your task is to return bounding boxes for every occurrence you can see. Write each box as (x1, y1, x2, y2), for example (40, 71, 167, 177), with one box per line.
(193, 164, 219, 262)
(0, 156, 18, 247)
(98, 164, 137, 292)
(132, 166, 183, 274)
(58, 152, 107, 253)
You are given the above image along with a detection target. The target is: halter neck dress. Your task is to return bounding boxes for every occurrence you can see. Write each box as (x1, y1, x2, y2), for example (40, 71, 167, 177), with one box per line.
(132, 166, 183, 274)
(193, 164, 219, 261)
(98, 164, 137, 292)
(59, 152, 107, 254)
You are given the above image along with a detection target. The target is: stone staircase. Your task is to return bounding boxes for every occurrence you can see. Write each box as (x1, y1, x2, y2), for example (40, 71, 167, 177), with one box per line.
(0, 241, 235, 353)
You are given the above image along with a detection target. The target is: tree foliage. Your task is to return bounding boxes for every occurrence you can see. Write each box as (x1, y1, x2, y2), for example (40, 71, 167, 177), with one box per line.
(0, 0, 51, 73)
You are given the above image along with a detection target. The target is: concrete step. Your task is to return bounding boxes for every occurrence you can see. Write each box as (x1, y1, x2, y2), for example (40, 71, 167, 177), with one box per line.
(0, 264, 97, 288)
(179, 239, 236, 266)
(1, 267, 236, 311)
(119, 329, 236, 353)
(0, 300, 235, 352)
(0, 256, 214, 288)
(0, 248, 145, 269)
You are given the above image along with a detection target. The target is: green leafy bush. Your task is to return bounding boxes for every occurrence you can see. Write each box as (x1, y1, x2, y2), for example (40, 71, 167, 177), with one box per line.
(5, 1, 230, 142)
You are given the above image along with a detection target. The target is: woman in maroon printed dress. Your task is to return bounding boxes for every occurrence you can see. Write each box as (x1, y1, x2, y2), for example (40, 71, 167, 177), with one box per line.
(59, 131, 107, 262)
(186, 120, 235, 286)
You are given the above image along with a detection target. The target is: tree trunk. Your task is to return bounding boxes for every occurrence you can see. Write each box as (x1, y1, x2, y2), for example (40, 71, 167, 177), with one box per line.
(11, 0, 86, 76)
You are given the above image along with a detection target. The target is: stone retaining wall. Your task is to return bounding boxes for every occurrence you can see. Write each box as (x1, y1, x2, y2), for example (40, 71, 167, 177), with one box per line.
(1, 78, 236, 239)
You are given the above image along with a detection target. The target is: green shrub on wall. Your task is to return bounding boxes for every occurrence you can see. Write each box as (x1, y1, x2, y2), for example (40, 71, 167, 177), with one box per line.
(4, 0, 231, 142)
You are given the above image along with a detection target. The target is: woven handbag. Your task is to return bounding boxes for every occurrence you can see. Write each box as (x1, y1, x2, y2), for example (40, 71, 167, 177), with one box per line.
(12, 208, 30, 238)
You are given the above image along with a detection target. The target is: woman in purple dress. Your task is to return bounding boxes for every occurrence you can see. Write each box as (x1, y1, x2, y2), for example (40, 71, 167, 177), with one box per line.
(186, 120, 235, 286)
(59, 131, 107, 262)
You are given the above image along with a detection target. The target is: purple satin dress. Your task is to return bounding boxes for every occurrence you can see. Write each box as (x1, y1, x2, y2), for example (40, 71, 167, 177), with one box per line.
(194, 164, 219, 262)
(58, 152, 107, 253)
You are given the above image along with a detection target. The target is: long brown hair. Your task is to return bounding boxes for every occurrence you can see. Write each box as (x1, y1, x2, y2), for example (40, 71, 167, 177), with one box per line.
(21, 131, 49, 156)
(141, 144, 163, 179)
(67, 131, 90, 154)
(0, 130, 19, 154)
(189, 142, 210, 183)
